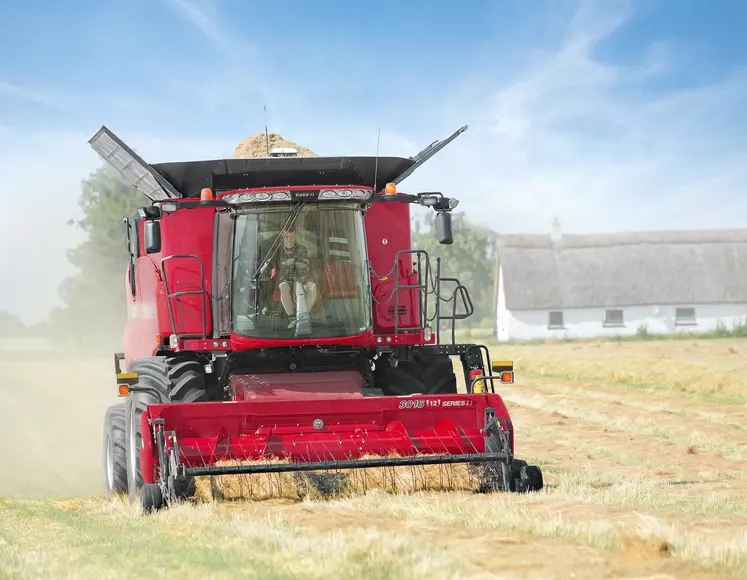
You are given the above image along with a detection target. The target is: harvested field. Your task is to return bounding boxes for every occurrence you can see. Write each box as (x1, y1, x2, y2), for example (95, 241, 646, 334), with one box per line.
(1, 337, 746, 578)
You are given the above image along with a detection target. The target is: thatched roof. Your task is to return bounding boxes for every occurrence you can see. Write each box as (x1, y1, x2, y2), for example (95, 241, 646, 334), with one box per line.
(497, 229, 747, 310)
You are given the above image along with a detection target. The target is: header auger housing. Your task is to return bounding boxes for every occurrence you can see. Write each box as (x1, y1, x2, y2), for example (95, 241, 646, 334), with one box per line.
(94, 125, 543, 512)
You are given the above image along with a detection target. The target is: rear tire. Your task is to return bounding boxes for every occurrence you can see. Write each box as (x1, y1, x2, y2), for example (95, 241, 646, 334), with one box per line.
(103, 404, 128, 496)
(125, 356, 208, 502)
(374, 353, 457, 396)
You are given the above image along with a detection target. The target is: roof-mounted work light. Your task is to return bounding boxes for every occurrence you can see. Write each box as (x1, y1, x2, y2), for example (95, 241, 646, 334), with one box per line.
(417, 192, 459, 211)
(221, 188, 372, 204)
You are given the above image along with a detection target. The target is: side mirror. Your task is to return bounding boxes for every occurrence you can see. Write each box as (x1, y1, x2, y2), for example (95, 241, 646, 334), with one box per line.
(144, 221, 161, 254)
(436, 212, 453, 245)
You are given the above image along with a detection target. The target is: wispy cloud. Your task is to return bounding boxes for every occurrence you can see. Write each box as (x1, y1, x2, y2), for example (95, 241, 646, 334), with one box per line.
(2, 0, 745, 324)
(167, 0, 241, 57)
(0, 81, 140, 113)
(402, 0, 747, 236)
(0, 81, 59, 107)
(164, 0, 273, 114)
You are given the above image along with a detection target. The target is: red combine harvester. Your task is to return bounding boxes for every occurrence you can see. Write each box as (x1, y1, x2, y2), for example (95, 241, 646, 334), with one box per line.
(92, 125, 543, 512)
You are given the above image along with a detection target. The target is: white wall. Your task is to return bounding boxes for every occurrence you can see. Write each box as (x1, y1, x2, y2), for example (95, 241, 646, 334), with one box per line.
(496, 266, 510, 342)
(495, 269, 747, 341)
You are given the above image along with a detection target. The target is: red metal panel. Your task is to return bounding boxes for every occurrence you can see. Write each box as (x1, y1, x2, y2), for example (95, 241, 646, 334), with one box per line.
(229, 370, 364, 401)
(136, 256, 162, 359)
(138, 393, 513, 482)
(124, 220, 163, 367)
(159, 206, 216, 338)
(122, 267, 141, 369)
(227, 330, 429, 349)
(364, 201, 421, 333)
(229, 330, 377, 349)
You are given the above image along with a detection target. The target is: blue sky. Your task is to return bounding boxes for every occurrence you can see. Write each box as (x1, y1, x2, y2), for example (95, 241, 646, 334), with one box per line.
(1, 0, 746, 322)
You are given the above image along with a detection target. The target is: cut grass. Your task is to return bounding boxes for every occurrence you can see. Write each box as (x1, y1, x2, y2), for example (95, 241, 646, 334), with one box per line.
(324, 486, 747, 576)
(195, 456, 481, 503)
(545, 464, 747, 517)
(513, 379, 747, 432)
(3, 339, 747, 578)
(515, 422, 747, 516)
(5, 488, 744, 579)
(492, 338, 747, 405)
(523, 367, 746, 406)
(504, 391, 747, 461)
(0, 498, 467, 580)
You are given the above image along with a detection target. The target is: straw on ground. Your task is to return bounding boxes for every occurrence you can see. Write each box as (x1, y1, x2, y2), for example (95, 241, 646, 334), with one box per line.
(2, 337, 747, 578)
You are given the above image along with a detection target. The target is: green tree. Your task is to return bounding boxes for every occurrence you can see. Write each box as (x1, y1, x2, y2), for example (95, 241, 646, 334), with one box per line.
(411, 211, 497, 332)
(54, 165, 141, 348)
(0, 311, 26, 337)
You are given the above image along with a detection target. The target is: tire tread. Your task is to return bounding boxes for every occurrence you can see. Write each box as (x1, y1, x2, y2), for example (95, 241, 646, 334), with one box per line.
(125, 356, 207, 501)
(104, 404, 128, 495)
(375, 353, 457, 396)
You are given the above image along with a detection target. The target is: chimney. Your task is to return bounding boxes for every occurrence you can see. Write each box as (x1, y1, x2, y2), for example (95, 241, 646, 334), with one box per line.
(550, 216, 562, 243)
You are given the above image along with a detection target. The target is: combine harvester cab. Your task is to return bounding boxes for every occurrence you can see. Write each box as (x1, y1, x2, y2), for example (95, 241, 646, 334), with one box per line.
(93, 125, 543, 512)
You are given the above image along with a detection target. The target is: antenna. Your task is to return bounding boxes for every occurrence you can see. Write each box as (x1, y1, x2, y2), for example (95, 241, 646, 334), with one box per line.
(373, 126, 381, 193)
(264, 105, 269, 156)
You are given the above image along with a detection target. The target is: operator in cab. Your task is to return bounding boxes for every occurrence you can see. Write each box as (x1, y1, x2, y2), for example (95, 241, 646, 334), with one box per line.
(271, 222, 318, 330)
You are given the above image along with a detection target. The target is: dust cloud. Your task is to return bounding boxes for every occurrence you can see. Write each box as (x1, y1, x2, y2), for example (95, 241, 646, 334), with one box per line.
(0, 337, 119, 498)
(0, 133, 320, 500)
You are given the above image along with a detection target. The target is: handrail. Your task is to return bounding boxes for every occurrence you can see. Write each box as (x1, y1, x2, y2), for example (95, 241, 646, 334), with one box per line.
(372, 250, 475, 344)
(436, 275, 474, 345)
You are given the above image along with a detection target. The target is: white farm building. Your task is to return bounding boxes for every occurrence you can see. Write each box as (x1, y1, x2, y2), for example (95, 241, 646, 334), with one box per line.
(494, 229, 747, 342)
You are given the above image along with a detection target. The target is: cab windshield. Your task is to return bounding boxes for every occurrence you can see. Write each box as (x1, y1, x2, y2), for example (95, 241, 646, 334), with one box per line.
(225, 203, 371, 339)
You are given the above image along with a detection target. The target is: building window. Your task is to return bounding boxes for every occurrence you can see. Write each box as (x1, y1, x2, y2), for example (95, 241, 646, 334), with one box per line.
(548, 311, 564, 329)
(604, 309, 624, 327)
(675, 307, 696, 325)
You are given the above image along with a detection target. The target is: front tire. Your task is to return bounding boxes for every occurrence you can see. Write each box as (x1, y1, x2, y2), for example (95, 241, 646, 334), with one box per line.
(125, 356, 208, 502)
(374, 353, 458, 396)
(103, 404, 128, 496)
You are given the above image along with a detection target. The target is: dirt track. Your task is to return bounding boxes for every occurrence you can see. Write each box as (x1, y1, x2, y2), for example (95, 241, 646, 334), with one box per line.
(0, 342, 117, 498)
(1, 338, 746, 578)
